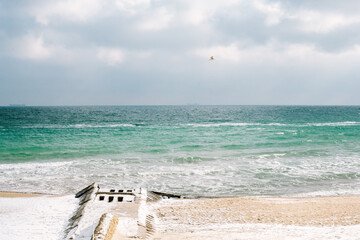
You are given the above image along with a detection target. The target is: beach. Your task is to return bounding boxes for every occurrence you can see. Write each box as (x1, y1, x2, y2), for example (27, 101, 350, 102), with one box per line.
(0, 192, 77, 240)
(152, 196, 360, 239)
(0, 191, 46, 198)
(1, 106, 360, 239)
(1, 192, 360, 239)
(154, 196, 360, 226)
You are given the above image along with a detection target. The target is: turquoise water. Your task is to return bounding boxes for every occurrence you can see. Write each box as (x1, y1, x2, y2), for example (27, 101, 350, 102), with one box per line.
(1, 106, 360, 197)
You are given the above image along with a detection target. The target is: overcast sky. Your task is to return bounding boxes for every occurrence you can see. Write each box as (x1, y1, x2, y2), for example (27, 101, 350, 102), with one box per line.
(1, 0, 359, 105)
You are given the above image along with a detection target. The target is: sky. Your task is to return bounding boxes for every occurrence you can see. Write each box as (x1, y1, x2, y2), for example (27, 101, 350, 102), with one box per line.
(0, 0, 360, 106)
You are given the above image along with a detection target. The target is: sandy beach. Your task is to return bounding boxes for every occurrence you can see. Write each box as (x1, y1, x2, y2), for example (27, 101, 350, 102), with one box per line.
(0, 191, 46, 198)
(0, 192, 77, 239)
(151, 196, 360, 240)
(3, 192, 359, 226)
(154, 196, 360, 226)
(1, 192, 360, 239)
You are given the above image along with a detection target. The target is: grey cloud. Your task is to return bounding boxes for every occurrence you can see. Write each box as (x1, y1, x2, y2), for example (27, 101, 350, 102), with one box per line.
(0, 0, 360, 105)
(211, 1, 360, 52)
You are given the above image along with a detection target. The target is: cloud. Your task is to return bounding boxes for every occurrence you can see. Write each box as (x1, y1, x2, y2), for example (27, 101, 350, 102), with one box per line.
(252, 0, 285, 26)
(11, 34, 51, 60)
(2, 0, 360, 105)
(136, 7, 174, 31)
(293, 10, 360, 33)
(179, 0, 242, 26)
(32, 0, 104, 25)
(193, 43, 242, 62)
(192, 41, 360, 69)
(97, 47, 125, 66)
(250, 0, 360, 33)
(181, 8, 209, 26)
(6, 32, 87, 64)
(114, 0, 151, 15)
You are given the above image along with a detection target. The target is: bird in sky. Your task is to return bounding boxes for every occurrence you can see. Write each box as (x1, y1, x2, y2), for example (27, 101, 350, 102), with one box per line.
(209, 56, 214, 61)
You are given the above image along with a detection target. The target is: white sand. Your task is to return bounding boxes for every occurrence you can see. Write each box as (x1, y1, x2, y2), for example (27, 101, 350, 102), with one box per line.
(2, 193, 360, 240)
(0, 194, 77, 240)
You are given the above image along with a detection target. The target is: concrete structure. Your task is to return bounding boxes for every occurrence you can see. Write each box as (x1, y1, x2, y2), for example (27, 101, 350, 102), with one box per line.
(64, 183, 180, 240)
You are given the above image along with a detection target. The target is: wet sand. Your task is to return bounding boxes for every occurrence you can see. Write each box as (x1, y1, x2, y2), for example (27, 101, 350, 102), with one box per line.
(0, 191, 45, 198)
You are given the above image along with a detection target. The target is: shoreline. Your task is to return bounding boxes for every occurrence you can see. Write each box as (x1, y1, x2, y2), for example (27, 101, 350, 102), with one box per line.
(0, 191, 49, 198)
(2, 192, 360, 226)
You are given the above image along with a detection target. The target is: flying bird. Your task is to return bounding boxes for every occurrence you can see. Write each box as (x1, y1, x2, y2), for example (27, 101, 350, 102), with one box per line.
(209, 56, 214, 61)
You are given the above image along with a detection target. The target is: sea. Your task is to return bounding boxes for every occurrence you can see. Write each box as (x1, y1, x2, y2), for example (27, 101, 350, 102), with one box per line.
(1, 105, 360, 198)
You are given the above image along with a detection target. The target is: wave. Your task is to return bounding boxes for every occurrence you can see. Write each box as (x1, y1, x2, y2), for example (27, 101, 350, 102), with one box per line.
(4, 121, 360, 130)
(73, 124, 136, 128)
(15, 123, 137, 129)
(307, 122, 360, 126)
(184, 123, 262, 127)
(183, 122, 360, 128)
(291, 188, 360, 197)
